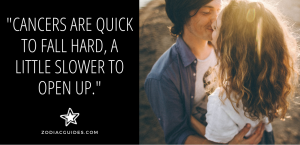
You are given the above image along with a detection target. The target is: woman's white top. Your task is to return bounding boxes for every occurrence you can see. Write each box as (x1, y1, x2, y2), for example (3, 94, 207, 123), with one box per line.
(205, 87, 273, 143)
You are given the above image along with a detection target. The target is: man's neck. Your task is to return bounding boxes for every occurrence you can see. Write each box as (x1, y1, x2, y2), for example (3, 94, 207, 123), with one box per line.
(182, 32, 212, 60)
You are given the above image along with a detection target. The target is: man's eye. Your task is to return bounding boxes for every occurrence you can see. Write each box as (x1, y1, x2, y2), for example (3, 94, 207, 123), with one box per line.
(203, 12, 211, 15)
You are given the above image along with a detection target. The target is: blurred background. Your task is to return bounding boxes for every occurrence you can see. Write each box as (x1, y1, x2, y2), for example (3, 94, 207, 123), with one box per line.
(139, 0, 300, 144)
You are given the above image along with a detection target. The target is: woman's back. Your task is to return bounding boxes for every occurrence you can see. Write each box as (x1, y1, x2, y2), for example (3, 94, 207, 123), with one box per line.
(205, 87, 274, 143)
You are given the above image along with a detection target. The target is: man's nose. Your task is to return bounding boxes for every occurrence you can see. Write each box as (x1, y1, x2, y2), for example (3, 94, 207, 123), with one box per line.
(211, 11, 218, 23)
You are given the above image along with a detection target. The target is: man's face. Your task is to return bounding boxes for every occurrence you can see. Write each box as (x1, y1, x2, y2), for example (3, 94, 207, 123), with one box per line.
(185, 0, 221, 41)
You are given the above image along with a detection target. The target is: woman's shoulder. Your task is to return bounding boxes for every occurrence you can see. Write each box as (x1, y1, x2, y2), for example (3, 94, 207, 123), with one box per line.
(207, 87, 224, 110)
(207, 87, 225, 104)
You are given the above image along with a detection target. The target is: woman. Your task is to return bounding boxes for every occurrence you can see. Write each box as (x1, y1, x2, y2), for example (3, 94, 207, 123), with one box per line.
(191, 0, 299, 143)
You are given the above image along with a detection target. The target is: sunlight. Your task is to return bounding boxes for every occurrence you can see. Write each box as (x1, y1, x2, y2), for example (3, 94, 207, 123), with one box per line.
(246, 8, 256, 22)
(256, 17, 263, 64)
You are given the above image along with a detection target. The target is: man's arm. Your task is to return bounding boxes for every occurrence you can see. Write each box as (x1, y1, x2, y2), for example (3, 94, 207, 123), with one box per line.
(187, 116, 217, 144)
(228, 122, 265, 144)
(188, 117, 266, 144)
(145, 77, 198, 144)
(190, 116, 206, 137)
(185, 134, 216, 144)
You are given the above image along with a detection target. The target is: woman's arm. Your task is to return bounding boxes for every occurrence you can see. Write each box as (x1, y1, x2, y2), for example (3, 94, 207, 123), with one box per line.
(190, 116, 206, 137)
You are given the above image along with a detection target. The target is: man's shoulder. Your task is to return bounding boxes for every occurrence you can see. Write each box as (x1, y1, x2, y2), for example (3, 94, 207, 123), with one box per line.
(146, 43, 181, 81)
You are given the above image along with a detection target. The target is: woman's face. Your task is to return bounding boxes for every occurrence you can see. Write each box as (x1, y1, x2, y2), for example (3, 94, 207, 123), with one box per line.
(211, 10, 223, 50)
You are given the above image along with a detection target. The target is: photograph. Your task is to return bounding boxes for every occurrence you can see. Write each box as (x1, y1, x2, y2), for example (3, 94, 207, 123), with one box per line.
(139, 0, 300, 144)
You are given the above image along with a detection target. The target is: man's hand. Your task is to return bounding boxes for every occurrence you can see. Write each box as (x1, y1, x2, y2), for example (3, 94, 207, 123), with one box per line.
(228, 122, 265, 144)
(190, 116, 206, 137)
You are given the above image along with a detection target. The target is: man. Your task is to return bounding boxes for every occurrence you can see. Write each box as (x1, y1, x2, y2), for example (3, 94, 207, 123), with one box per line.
(144, 0, 266, 144)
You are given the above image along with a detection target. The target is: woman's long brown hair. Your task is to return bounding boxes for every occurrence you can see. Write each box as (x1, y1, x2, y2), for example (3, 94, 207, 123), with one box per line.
(215, 0, 299, 122)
